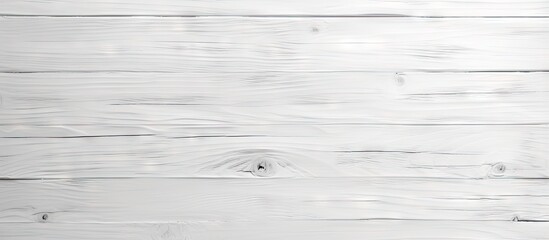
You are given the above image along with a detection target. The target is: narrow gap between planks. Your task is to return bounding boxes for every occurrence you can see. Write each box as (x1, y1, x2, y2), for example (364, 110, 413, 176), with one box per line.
(2, 15, 549, 18)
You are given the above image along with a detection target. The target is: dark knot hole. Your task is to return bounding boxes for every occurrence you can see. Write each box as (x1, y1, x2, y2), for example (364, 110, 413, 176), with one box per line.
(257, 163, 266, 171)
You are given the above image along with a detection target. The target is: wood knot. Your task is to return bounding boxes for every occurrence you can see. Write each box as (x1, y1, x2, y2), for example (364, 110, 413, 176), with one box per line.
(198, 149, 308, 177)
(491, 162, 506, 176)
(41, 213, 49, 221)
(251, 159, 275, 177)
(311, 26, 319, 33)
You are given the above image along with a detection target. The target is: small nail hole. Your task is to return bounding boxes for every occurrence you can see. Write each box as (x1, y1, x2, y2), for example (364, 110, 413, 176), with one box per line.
(42, 213, 48, 221)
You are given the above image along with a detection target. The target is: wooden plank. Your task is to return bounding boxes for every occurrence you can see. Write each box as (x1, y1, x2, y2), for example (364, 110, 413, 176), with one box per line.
(1, 18, 548, 72)
(1, 178, 548, 222)
(1, 124, 547, 179)
(1, 72, 547, 126)
(1, 72, 546, 179)
(2, 0, 549, 16)
(1, 221, 548, 240)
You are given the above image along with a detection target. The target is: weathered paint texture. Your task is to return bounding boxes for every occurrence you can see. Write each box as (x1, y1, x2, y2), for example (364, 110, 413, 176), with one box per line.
(0, 1, 548, 239)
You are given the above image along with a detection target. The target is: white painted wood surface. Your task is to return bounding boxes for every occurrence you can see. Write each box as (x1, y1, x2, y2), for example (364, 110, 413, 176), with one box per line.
(1, 0, 548, 239)
(1, 18, 548, 72)
(1, 73, 547, 179)
(2, 221, 547, 240)
(1, 179, 548, 222)
(1, 72, 548, 125)
(1, 125, 547, 178)
(2, 0, 549, 16)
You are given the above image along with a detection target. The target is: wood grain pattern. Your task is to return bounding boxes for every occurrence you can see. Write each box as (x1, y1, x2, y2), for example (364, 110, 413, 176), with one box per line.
(1, 72, 547, 179)
(1, 178, 548, 223)
(2, 0, 549, 16)
(1, 18, 548, 72)
(1, 0, 548, 238)
(1, 125, 547, 179)
(1, 221, 548, 240)
(1, 72, 547, 126)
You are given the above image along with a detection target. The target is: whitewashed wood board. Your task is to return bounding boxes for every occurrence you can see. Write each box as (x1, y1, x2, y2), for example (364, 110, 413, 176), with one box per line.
(1, 125, 547, 178)
(1, 18, 548, 72)
(1, 221, 548, 240)
(2, 0, 549, 16)
(1, 72, 547, 125)
(1, 178, 548, 223)
(1, 72, 547, 179)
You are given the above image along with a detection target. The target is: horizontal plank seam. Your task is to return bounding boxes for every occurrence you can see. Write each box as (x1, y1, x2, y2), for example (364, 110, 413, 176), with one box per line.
(0, 134, 156, 139)
(2, 15, 549, 18)
(1, 123, 547, 127)
(3, 70, 549, 74)
(0, 219, 547, 224)
(2, 177, 549, 180)
(1, 219, 548, 224)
